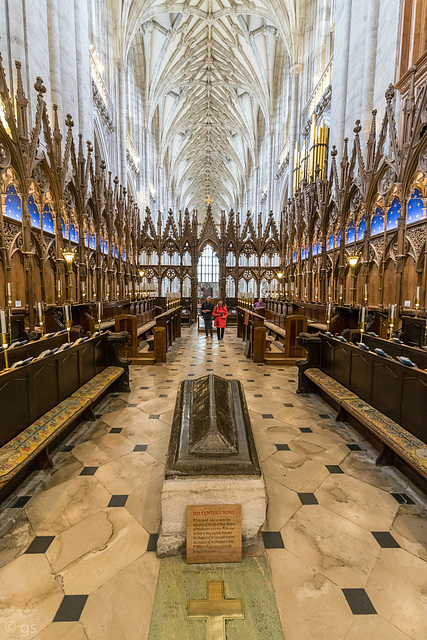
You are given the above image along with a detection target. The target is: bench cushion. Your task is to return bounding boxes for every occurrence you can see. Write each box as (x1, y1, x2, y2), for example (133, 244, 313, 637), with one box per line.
(342, 397, 427, 479)
(305, 368, 358, 401)
(72, 366, 123, 401)
(0, 397, 89, 481)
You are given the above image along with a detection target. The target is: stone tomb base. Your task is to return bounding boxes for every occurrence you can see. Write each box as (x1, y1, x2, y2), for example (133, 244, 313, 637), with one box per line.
(157, 476, 267, 557)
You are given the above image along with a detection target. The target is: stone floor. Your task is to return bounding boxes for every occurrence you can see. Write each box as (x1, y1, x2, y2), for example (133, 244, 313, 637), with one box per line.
(0, 326, 427, 640)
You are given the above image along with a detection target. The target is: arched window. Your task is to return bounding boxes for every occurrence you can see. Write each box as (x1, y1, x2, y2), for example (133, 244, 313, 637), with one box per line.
(197, 245, 219, 284)
(407, 189, 423, 223)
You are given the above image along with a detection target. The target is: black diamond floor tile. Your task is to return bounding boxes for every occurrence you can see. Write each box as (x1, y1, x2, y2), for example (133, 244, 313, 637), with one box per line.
(287, 379, 296, 383)
(298, 493, 319, 505)
(254, 394, 263, 398)
(9, 496, 32, 508)
(371, 531, 400, 548)
(342, 588, 377, 615)
(147, 533, 158, 552)
(326, 465, 344, 474)
(262, 414, 274, 419)
(61, 445, 74, 452)
(140, 386, 149, 390)
(80, 466, 98, 476)
(110, 428, 122, 434)
(283, 403, 294, 407)
(53, 595, 89, 622)
(262, 531, 285, 549)
(275, 444, 290, 451)
(159, 394, 168, 397)
(319, 413, 331, 419)
(347, 444, 363, 451)
(134, 444, 148, 452)
(25, 536, 55, 554)
(128, 403, 139, 408)
(149, 415, 160, 419)
(300, 427, 313, 433)
(108, 495, 129, 508)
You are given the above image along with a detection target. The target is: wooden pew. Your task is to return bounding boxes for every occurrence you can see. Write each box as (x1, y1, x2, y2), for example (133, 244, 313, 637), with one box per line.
(264, 315, 308, 362)
(237, 307, 307, 365)
(297, 332, 427, 491)
(115, 306, 181, 364)
(0, 331, 130, 502)
(362, 334, 427, 370)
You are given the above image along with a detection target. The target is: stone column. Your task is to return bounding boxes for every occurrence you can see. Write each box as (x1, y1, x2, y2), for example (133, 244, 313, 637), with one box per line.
(74, 0, 92, 142)
(117, 58, 127, 188)
(361, 0, 380, 139)
(330, 0, 353, 150)
(288, 63, 302, 193)
(46, 0, 63, 116)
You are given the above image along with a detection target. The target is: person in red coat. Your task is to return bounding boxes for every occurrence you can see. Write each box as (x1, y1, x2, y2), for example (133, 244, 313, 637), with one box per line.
(213, 299, 228, 341)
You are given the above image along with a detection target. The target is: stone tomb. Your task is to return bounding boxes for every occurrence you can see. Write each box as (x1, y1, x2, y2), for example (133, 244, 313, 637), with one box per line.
(157, 374, 267, 557)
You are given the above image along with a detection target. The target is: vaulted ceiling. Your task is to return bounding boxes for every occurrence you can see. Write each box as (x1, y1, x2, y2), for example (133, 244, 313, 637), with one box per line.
(117, 1, 297, 216)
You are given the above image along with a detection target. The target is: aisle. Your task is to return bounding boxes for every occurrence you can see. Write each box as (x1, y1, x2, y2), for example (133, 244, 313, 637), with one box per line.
(0, 325, 426, 640)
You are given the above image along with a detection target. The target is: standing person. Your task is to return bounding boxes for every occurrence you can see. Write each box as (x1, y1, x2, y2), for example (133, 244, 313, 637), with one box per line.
(201, 295, 215, 338)
(213, 299, 228, 341)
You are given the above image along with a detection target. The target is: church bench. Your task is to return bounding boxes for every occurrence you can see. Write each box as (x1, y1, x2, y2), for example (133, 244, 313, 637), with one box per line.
(362, 334, 427, 370)
(115, 307, 181, 364)
(237, 308, 306, 364)
(302, 367, 427, 481)
(0, 365, 124, 494)
(0, 329, 80, 370)
(297, 333, 427, 487)
(0, 332, 130, 501)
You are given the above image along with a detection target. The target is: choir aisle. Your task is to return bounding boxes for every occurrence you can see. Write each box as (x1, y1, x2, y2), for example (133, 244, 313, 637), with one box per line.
(0, 326, 426, 640)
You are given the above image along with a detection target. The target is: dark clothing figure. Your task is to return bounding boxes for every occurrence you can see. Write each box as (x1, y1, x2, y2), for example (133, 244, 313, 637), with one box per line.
(201, 301, 215, 337)
(216, 327, 225, 340)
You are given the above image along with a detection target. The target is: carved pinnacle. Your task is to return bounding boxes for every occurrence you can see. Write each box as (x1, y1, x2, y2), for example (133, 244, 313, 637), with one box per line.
(34, 77, 46, 95)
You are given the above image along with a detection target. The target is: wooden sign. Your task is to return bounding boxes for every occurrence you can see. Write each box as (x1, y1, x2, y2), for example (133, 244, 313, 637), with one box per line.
(186, 504, 242, 564)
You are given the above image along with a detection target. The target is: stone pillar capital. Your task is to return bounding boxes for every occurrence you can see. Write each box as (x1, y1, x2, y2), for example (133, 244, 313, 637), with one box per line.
(290, 63, 302, 77)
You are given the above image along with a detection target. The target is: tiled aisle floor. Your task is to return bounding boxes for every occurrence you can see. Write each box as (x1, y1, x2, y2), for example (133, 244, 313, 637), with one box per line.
(1, 326, 427, 640)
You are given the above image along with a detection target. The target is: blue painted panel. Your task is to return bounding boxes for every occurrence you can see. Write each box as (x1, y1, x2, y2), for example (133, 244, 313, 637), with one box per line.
(42, 205, 54, 233)
(386, 198, 400, 230)
(371, 207, 384, 236)
(28, 196, 40, 228)
(346, 221, 355, 244)
(70, 222, 76, 243)
(407, 189, 423, 223)
(5, 185, 22, 221)
(357, 215, 366, 240)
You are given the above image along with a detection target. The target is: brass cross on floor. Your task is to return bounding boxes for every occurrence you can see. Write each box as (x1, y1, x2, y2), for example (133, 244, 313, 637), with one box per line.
(188, 580, 244, 640)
